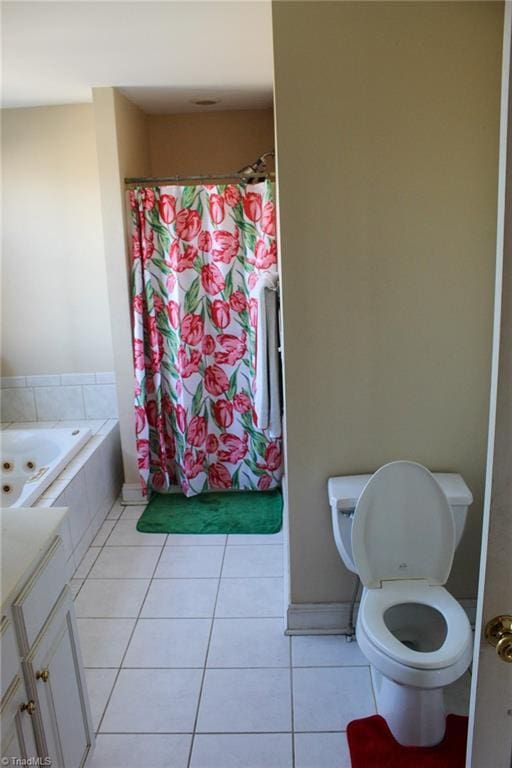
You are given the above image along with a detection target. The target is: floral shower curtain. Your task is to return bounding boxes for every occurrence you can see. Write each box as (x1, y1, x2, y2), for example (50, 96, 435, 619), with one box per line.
(129, 180, 282, 497)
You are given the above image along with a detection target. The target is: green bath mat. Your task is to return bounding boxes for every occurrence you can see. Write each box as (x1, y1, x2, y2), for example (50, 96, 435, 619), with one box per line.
(136, 489, 283, 535)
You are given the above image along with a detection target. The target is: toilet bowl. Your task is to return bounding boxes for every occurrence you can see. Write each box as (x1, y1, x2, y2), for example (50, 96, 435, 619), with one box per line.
(328, 461, 474, 747)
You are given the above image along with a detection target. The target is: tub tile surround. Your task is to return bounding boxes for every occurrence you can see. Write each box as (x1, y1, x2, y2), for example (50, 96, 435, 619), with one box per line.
(5, 418, 124, 582)
(0, 387, 37, 421)
(35, 385, 85, 421)
(83, 384, 118, 419)
(0, 372, 118, 421)
(71, 507, 471, 768)
(27, 374, 62, 387)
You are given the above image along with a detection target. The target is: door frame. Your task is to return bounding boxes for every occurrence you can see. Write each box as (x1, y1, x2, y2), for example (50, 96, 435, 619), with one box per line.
(466, 2, 512, 765)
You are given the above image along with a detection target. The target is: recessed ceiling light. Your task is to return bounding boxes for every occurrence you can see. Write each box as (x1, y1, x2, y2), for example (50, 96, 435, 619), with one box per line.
(192, 98, 220, 106)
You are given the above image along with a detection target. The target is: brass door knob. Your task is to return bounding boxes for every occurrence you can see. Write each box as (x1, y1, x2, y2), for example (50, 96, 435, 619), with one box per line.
(36, 668, 50, 683)
(496, 635, 512, 663)
(21, 700, 36, 716)
(485, 615, 512, 663)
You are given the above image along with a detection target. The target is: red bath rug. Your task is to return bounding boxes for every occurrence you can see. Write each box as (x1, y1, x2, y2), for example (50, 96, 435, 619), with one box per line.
(347, 714, 468, 768)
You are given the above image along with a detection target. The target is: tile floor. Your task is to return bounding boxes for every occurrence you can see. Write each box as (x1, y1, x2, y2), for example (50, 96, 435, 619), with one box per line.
(73, 497, 471, 768)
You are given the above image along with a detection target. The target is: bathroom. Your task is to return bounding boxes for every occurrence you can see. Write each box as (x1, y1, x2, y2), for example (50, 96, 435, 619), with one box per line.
(1, 2, 511, 767)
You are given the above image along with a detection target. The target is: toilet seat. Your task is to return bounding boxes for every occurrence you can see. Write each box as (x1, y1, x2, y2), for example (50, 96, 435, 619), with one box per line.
(359, 580, 472, 671)
(351, 461, 456, 588)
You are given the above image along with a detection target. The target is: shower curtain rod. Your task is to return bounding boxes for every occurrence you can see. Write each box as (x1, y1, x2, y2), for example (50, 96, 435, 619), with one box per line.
(125, 151, 275, 186)
(124, 171, 275, 186)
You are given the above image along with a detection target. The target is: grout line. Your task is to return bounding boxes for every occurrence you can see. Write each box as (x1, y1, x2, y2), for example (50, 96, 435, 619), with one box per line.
(79, 385, 87, 420)
(32, 388, 40, 421)
(289, 635, 296, 768)
(102, 543, 170, 547)
(70, 579, 86, 600)
(80, 540, 282, 548)
(79, 497, 164, 734)
(93, 730, 303, 735)
(94, 539, 168, 734)
(90, 521, 117, 549)
(80, 574, 284, 579)
(83, 664, 304, 670)
(81, 661, 370, 670)
(186, 532, 228, 768)
(74, 547, 102, 580)
(93, 728, 352, 735)
(78, 610, 284, 619)
(75, 497, 127, 731)
(74, 575, 152, 584)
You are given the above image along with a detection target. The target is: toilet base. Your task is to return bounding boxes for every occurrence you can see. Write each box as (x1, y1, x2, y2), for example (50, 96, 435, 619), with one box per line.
(371, 667, 446, 747)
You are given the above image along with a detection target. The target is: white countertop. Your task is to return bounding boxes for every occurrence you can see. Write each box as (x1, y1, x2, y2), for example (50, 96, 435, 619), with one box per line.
(1, 506, 68, 614)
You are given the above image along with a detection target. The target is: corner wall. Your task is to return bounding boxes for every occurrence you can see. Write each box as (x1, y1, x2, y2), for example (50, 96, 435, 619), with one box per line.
(272, 1, 503, 613)
(93, 88, 151, 491)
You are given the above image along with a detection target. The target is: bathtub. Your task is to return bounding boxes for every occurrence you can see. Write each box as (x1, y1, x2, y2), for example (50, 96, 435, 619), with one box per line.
(1, 428, 92, 508)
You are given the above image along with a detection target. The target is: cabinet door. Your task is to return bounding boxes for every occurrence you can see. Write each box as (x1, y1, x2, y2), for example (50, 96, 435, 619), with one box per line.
(24, 588, 94, 768)
(1, 677, 40, 764)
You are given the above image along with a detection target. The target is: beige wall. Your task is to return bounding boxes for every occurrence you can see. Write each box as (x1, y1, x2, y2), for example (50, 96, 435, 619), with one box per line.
(272, 1, 503, 608)
(1, 104, 113, 375)
(148, 109, 274, 177)
(93, 88, 150, 487)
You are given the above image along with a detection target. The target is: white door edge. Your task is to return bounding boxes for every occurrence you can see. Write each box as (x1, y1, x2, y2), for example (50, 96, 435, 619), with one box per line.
(466, 3, 512, 765)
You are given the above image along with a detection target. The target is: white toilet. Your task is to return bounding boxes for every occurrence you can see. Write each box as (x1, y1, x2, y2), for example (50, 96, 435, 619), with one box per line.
(328, 460, 474, 747)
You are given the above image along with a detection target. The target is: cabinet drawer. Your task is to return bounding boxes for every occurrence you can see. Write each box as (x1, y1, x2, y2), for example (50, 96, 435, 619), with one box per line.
(1, 618, 20, 701)
(12, 538, 67, 653)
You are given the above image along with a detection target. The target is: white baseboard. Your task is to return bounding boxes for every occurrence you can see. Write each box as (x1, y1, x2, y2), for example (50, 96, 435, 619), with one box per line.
(121, 482, 253, 504)
(286, 597, 478, 635)
(122, 483, 147, 505)
(121, 482, 185, 504)
(286, 602, 355, 635)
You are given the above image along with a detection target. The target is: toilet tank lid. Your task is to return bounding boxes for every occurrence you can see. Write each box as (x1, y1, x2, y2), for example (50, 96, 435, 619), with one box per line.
(328, 472, 473, 511)
(328, 474, 372, 511)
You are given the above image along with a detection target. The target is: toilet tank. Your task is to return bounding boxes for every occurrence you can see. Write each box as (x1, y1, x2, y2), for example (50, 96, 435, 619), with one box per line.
(328, 471, 473, 574)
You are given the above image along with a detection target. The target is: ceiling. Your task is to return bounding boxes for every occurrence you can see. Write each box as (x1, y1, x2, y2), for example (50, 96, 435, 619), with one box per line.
(1, 1, 274, 113)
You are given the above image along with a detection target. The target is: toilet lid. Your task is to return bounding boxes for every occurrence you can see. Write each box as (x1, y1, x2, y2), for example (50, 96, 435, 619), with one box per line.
(351, 461, 456, 588)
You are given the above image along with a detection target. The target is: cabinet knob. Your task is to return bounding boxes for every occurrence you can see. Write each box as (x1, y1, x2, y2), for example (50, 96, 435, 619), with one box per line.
(36, 668, 50, 683)
(21, 700, 36, 716)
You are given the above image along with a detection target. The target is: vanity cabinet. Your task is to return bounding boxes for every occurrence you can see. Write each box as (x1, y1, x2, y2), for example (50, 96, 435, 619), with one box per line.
(1, 620, 39, 763)
(1, 676, 40, 763)
(23, 590, 91, 768)
(1, 518, 94, 768)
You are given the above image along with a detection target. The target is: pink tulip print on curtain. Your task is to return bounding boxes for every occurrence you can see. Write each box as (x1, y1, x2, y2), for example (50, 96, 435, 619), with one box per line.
(129, 180, 282, 497)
